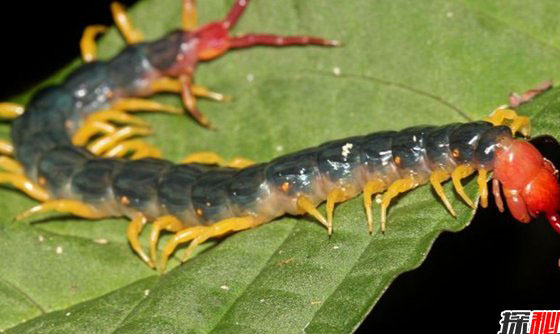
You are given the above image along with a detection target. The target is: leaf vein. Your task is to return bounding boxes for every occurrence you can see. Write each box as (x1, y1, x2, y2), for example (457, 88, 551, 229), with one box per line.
(305, 70, 471, 121)
(0, 276, 46, 315)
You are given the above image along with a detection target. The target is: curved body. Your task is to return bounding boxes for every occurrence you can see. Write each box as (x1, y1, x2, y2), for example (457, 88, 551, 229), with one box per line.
(13, 31, 193, 175)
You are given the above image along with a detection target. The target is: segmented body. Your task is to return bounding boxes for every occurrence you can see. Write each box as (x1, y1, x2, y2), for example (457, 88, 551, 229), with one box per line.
(12, 31, 192, 176)
(13, 118, 509, 224)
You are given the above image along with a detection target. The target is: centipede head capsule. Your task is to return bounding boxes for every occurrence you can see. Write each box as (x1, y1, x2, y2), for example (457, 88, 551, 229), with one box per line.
(493, 138, 560, 233)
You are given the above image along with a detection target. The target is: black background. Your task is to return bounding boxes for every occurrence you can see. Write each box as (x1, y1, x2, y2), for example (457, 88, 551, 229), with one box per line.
(0, 1, 558, 332)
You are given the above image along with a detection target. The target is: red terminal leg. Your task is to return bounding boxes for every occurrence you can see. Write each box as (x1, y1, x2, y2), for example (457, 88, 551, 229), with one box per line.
(229, 34, 339, 49)
(165, 0, 339, 126)
(222, 0, 249, 29)
(192, 0, 339, 61)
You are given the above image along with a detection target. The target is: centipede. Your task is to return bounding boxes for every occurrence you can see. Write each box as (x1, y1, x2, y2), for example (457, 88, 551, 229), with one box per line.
(0, 0, 559, 277)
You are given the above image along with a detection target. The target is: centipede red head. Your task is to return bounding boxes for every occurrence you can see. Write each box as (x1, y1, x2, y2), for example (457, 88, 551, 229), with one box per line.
(493, 138, 560, 233)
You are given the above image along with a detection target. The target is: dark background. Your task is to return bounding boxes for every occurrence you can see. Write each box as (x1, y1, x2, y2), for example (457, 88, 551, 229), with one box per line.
(0, 1, 558, 332)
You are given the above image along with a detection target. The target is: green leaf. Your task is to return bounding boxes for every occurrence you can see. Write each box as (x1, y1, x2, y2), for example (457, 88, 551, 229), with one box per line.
(2, 0, 560, 332)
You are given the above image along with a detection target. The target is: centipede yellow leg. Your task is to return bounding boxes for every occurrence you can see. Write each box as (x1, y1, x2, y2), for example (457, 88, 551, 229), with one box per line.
(451, 164, 475, 208)
(296, 195, 329, 232)
(477, 168, 489, 208)
(180, 75, 211, 128)
(160, 225, 208, 272)
(510, 115, 531, 137)
(72, 121, 117, 146)
(151, 77, 231, 102)
(88, 109, 150, 126)
(111, 2, 144, 44)
(182, 0, 198, 31)
(362, 179, 385, 234)
(0, 140, 14, 155)
(0, 156, 23, 174)
(326, 188, 353, 235)
(104, 139, 162, 159)
(150, 77, 182, 93)
(112, 98, 183, 115)
(150, 75, 226, 127)
(75, 113, 156, 158)
(0, 173, 49, 202)
(182, 152, 224, 165)
(16, 199, 103, 221)
(380, 178, 418, 233)
(80, 25, 108, 62)
(226, 157, 255, 169)
(127, 213, 154, 268)
(191, 85, 232, 102)
(73, 109, 150, 146)
(484, 108, 517, 126)
(181, 151, 254, 168)
(429, 170, 456, 217)
(483, 108, 531, 137)
(88, 126, 152, 155)
(180, 216, 258, 264)
(0, 102, 24, 119)
(150, 215, 185, 264)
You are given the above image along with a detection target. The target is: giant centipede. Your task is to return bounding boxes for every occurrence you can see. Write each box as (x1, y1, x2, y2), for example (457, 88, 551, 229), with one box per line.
(0, 0, 558, 276)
